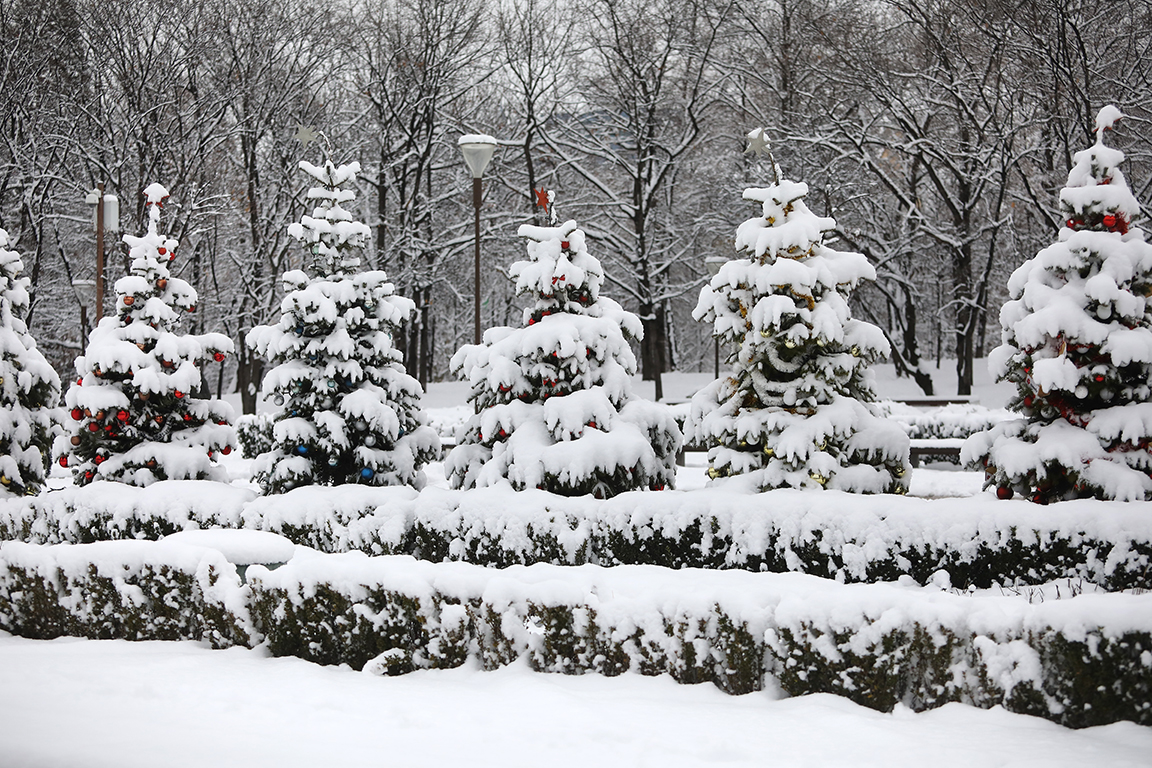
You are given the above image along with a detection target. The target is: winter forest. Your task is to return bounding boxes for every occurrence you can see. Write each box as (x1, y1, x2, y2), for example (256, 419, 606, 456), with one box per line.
(4, 0, 1151, 406)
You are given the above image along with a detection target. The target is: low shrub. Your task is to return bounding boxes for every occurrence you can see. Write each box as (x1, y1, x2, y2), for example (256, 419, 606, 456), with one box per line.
(2, 542, 1149, 729)
(4, 486, 1150, 591)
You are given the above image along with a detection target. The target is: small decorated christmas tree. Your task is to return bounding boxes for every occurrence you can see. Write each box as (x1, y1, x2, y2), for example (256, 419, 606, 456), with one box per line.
(54, 184, 236, 486)
(247, 159, 439, 493)
(963, 106, 1152, 503)
(0, 230, 60, 496)
(446, 192, 680, 497)
(689, 130, 909, 492)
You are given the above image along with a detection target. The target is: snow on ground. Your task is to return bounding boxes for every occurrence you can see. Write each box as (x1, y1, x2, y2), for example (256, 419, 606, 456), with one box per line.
(1, 632, 1148, 768)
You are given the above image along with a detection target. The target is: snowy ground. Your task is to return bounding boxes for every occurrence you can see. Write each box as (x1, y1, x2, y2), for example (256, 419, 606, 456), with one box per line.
(16, 362, 1139, 765)
(2, 632, 1150, 768)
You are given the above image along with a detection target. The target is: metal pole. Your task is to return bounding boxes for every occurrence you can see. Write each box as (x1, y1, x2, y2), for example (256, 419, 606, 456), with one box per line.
(473, 176, 482, 345)
(95, 182, 105, 322)
(714, 337, 719, 379)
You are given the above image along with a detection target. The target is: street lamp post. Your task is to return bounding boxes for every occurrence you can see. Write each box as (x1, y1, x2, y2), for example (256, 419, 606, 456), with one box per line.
(458, 135, 498, 345)
(705, 256, 726, 378)
(84, 186, 119, 323)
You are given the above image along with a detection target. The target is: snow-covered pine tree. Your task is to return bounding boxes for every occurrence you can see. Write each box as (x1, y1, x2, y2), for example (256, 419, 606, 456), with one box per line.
(446, 194, 681, 497)
(54, 184, 236, 486)
(247, 159, 439, 493)
(689, 130, 909, 493)
(963, 106, 1152, 503)
(0, 229, 60, 496)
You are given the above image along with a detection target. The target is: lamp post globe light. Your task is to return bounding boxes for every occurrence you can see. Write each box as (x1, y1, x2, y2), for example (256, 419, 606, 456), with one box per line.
(71, 278, 97, 340)
(458, 134, 498, 345)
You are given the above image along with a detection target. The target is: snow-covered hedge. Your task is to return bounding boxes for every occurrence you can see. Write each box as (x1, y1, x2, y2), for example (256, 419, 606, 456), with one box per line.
(1, 541, 1149, 729)
(2, 483, 1150, 591)
(235, 413, 275, 459)
(0, 540, 250, 648)
(875, 401, 1014, 440)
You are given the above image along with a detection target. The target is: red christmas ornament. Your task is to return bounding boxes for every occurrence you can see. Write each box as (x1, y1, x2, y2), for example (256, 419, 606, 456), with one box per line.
(158, 247, 166, 255)
(174, 390, 184, 399)
(221, 446, 232, 456)
(71, 408, 83, 421)
(213, 352, 225, 362)
(58, 456, 68, 468)
(1023, 396, 1033, 408)
(528, 318, 536, 325)
(561, 241, 570, 250)
(117, 410, 129, 422)
(123, 296, 135, 306)
(94, 455, 104, 465)
(1094, 374, 1104, 382)
(1103, 213, 1117, 228)
(84, 471, 93, 481)
(587, 421, 597, 429)
(1066, 219, 1075, 228)
(183, 414, 192, 422)
(87, 423, 99, 432)
(187, 305, 195, 313)
(157, 278, 168, 290)
(996, 486, 1013, 500)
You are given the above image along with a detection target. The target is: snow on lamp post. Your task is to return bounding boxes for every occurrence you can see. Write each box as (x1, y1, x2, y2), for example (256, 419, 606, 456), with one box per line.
(71, 278, 96, 341)
(84, 186, 119, 322)
(705, 256, 726, 378)
(458, 134, 498, 345)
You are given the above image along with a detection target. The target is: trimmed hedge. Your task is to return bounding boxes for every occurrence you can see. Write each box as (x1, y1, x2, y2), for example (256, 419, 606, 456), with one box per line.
(0, 541, 250, 648)
(2, 541, 1150, 729)
(4, 484, 1150, 591)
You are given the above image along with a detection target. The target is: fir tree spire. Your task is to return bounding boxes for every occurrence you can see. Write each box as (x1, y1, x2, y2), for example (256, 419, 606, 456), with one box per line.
(0, 229, 60, 495)
(964, 105, 1152, 503)
(446, 193, 681, 497)
(248, 159, 439, 493)
(54, 184, 236, 486)
(689, 132, 910, 493)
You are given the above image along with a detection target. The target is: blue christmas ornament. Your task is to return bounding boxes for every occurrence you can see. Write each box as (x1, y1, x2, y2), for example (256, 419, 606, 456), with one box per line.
(360, 467, 374, 479)
(296, 445, 308, 455)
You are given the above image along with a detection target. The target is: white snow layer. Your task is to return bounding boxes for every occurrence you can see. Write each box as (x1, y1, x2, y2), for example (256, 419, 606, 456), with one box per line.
(2, 633, 1149, 768)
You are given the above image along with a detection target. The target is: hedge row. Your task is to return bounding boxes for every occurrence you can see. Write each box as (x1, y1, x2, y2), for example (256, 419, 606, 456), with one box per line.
(3, 482, 1150, 591)
(2, 540, 1150, 729)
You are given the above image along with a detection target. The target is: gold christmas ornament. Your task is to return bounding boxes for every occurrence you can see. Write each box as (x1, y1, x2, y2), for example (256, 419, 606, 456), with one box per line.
(763, 446, 774, 457)
(809, 472, 827, 485)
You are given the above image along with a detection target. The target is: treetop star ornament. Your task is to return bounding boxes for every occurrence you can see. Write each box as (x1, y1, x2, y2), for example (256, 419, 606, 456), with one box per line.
(534, 187, 550, 212)
(744, 127, 771, 157)
(293, 124, 319, 147)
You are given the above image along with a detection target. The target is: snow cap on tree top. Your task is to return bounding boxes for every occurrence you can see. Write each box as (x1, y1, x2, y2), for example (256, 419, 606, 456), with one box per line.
(1061, 105, 1139, 221)
(1095, 105, 1124, 138)
(143, 183, 169, 205)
